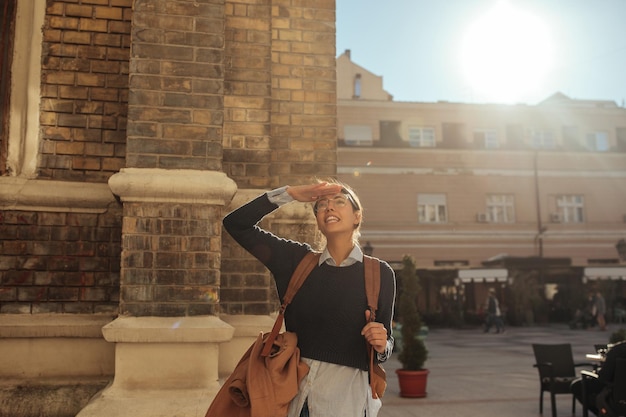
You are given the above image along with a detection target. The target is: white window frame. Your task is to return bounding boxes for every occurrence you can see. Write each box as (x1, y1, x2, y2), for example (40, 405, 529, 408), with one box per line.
(586, 131, 609, 152)
(486, 194, 515, 223)
(408, 126, 435, 148)
(353, 74, 361, 98)
(474, 129, 499, 149)
(5, 0, 44, 177)
(418, 193, 447, 223)
(556, 195, 585, 223)
(343, 125, 372, 146)
(529, 128, 556, 149)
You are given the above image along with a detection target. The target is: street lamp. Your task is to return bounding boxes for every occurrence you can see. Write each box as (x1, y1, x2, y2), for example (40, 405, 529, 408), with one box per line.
(616, 239, 626, 262)
(363, 241, 374, 256)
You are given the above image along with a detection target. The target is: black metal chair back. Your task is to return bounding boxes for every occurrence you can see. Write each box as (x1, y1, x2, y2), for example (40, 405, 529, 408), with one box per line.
(532, 343, 580, 417)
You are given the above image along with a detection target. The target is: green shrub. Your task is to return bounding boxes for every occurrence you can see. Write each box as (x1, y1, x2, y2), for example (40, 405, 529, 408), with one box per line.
(397, 255, 428, 370)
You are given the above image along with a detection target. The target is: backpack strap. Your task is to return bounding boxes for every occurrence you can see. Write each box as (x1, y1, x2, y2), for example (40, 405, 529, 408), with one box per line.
(364, 255, 381, 319)
(364, 255, 386, 398)
(261, 251, 321, 357)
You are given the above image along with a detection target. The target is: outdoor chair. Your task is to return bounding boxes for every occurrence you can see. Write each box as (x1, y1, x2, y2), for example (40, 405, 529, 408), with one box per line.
(532, 343, 593, 417)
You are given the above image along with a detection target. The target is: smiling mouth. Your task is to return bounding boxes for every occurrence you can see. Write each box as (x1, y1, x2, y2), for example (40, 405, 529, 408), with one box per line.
(325, 215, 339, 223)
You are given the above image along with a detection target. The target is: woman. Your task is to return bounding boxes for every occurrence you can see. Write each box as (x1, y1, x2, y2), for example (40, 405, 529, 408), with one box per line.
(223, 180, 396, 417)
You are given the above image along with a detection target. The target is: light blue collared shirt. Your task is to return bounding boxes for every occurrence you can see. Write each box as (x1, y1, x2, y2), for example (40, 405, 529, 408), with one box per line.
(319, 245, 363, 266)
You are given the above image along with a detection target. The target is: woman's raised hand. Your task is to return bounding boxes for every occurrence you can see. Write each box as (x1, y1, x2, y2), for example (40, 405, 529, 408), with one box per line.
(286, 183, 343, 203)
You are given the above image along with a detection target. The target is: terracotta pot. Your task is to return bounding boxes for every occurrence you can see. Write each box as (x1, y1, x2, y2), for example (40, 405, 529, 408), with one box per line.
(396, 368, 429, 398)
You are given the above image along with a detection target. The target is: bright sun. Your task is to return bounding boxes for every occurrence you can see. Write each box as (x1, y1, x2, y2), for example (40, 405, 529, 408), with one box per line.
(459, 2, 555, 103)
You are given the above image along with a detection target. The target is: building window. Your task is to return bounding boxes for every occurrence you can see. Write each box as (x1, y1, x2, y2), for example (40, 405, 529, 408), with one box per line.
(586, 131, 609, 151)
(418, 193, 447, 223)
(474, 129, 499, 149)
(353, 74, 361, 98)
(529, 128, 556, 149)
(343, 125, 372, 146)
(555, 195, 584, 223)
(3, 0, 44, 177)
(486, 194, 515, 223)
(408, 126, 435, 148)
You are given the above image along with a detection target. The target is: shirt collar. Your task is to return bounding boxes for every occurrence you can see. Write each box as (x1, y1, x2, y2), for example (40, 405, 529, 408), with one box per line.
(319, 245, 364, 267)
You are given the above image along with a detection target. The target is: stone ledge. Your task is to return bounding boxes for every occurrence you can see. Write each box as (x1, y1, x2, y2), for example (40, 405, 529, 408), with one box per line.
(102, 315, 234, 343)
(0, 178, 116, 214)
(0, 314, 115, 338)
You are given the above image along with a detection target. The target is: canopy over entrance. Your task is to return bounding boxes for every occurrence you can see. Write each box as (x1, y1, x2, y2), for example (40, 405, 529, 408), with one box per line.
(583, 267, 626, 281)
(456, 269, 509, 284)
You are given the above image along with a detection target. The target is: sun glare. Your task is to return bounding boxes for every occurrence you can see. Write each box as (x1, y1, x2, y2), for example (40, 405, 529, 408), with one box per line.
(459, 2, 555, 103)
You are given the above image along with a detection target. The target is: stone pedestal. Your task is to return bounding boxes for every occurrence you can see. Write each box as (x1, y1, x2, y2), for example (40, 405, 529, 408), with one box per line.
(77, 316, 233, 417)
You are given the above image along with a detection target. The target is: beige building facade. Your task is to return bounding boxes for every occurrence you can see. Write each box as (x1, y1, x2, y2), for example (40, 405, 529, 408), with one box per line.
(336, 50, 626, 320)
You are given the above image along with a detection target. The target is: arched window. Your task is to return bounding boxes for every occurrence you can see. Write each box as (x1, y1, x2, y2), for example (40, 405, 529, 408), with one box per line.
(353, 73, 361, 99)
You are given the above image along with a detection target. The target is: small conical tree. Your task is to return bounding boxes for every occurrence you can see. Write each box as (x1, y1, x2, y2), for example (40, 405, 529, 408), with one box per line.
(397, 254, 428, 371)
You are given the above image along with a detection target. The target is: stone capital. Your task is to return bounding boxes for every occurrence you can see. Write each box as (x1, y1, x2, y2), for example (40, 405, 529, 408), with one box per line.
(108, 168, 237, 206)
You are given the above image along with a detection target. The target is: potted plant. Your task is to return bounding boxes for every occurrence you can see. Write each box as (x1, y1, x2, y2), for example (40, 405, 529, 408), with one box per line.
(395, 254, 429, 397)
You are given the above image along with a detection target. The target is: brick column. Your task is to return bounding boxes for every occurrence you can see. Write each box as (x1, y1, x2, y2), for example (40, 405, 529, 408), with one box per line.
(80, 1, 236, 416)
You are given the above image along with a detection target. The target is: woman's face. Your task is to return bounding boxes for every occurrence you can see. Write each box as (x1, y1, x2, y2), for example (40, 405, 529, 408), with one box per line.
(314, 192, 361, 239)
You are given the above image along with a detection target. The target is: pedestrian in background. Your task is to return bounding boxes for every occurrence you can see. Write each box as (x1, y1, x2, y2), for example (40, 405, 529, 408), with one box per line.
(483, 288, 505, 334)
(592, 290, 607, 331)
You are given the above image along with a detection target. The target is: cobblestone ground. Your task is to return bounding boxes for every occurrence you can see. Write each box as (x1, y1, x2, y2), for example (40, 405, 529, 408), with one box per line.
(378, 324, 622, 417)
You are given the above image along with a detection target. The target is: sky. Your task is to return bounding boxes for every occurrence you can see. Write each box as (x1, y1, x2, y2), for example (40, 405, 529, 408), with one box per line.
(336, 0, 626, 106)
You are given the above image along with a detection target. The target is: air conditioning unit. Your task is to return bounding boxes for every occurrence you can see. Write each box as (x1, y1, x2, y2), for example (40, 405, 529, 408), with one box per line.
(550, 213, 562, 223)
(476, 213, 489, 223)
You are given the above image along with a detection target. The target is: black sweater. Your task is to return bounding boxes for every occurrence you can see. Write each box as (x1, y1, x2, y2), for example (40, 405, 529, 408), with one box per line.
(223, 193, 396, 371)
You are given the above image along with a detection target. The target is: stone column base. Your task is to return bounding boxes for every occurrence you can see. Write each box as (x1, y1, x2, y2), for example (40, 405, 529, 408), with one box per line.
(218, 314, 276, 377)
(77, 315, 234, 417)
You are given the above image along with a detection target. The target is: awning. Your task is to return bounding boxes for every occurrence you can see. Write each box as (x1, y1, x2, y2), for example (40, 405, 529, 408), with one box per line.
(455, 269, 509, 284)
(583, 267, 626, 281)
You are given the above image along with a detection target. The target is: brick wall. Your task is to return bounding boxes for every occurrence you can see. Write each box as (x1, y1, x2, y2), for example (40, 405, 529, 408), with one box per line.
(1, 0, 338, 318)
(222, 0, 337, 188)
(119, 202, 221, 316)
(39, 0, 131, 182)
(125, 0, 225, 171)
(222, 0, 272, 188)
(0, 208, 121, 314)
(1, 0, 129, 313)
(219, 0, 337, 314)
(268, 0, 337, 185)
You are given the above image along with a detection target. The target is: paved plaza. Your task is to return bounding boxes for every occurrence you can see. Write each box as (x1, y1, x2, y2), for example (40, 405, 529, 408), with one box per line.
(377, 323, 623, 417)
